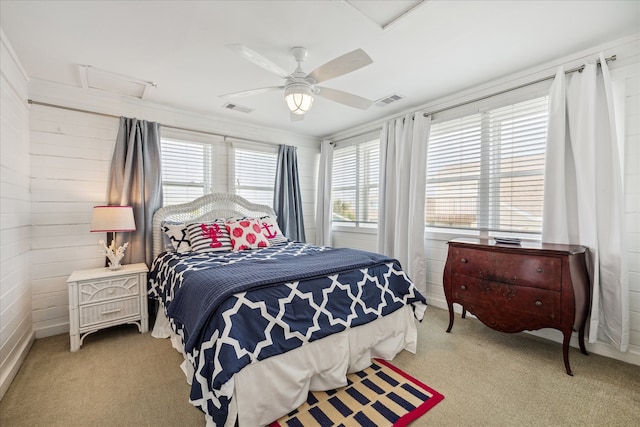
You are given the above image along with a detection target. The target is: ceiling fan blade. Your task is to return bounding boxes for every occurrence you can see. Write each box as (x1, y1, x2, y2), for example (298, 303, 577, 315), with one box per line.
(226, 44, 291, 79)
(219, 86, 283, 98)
(316, 87, 373, 110)
(307, 49, 373, 84)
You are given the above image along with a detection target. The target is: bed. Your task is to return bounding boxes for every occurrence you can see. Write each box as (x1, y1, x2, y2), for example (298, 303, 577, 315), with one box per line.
(148, 193, 427, 426)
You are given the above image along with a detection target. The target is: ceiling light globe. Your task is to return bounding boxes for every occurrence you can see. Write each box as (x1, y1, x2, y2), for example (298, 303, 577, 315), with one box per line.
(285, 84, 314, 115)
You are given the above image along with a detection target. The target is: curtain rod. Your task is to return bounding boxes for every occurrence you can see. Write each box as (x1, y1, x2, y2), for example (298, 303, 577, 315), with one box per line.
(330, 54, 616, 143)
(423, 54, 616, 117)
(26, 99, 279, 147)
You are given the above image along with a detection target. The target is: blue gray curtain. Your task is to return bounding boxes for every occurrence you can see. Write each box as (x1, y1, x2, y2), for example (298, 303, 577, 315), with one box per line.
(273, 144, 306, 242)
(107, 117, 163, 267)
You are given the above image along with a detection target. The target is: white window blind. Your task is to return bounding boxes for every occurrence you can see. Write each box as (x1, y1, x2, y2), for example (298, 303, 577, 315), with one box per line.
(161, 138, 212, 206)
(425, 96, 548, 234)
(231, 145, 277, 207)
(332, 139, 379, 226)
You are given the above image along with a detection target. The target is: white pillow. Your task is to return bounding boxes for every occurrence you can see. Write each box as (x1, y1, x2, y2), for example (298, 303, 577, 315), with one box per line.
(255, 215, 289, 245)
(162, 222, 191, 253)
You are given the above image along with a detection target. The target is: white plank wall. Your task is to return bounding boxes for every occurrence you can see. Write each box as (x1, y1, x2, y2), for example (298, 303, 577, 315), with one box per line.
(28, 103, 320, 339)
(0, 31, 33, 399)
(29, 106, 118, 338)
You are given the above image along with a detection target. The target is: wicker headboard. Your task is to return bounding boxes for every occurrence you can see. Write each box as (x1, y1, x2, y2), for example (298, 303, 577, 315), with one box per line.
(152, 193, 276, 257)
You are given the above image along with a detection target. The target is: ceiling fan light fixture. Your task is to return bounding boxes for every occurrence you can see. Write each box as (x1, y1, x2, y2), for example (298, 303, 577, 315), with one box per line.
(285, 84, 314, 115)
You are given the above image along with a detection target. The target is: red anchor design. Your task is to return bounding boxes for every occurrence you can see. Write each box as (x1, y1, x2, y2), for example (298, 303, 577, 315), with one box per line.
(261, 221, 277, 239)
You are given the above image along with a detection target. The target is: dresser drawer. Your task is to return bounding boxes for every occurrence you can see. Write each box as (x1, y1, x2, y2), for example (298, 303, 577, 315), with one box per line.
(79, 296, 141, 328)
(452, 275, 562, 328)
(449, 247, 562, 291)
(79, 276, 140, 305)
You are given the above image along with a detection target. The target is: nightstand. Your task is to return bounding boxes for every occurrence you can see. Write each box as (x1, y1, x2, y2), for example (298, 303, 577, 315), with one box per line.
(67, 263, 149, 351)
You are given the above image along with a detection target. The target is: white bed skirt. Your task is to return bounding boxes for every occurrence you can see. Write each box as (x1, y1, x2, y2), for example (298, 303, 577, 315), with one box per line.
(152, 306, 420, 427)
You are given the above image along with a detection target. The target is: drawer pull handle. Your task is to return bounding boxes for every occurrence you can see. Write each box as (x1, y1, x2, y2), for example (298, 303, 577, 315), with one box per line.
(101, 308, 122, 315)
(536, 267, 543, 273)
(461, 258, 467, 263)
(535, 300, 543, 307)
(460, 285, 467, 290)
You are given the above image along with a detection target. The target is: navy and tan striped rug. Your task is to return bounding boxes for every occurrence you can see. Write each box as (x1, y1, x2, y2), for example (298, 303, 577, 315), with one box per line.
(269, 359, 444, 427)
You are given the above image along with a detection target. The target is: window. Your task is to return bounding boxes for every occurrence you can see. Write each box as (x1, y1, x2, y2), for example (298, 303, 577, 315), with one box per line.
(161, 138, 212, 206)
(230, 144, 277, 207)
(425, 96, 549, 234)
(332, 139, 379, 227)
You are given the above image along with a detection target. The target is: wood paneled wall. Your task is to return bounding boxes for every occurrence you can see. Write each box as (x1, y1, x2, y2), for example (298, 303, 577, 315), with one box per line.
(29, 106, 118, 337)
(27, 104, 319, 339)
(0, 31, 33, 399)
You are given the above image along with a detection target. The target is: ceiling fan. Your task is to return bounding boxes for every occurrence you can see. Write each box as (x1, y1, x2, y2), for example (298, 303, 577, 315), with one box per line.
(221, 44, 374, 120)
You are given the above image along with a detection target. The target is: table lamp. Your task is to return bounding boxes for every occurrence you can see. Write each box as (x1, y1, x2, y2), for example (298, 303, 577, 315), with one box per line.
(91, 205, 136, 270)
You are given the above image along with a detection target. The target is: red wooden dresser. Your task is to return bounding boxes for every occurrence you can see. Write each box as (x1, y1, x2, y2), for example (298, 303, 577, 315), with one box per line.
(443, 238, 590, 375)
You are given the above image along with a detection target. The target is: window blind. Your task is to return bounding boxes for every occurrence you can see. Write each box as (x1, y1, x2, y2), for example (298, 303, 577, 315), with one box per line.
(332, 139, 379, 225)
(426, 96, 548, 233)
(232, 146, 277, 207)
(161, 138, 212, 206)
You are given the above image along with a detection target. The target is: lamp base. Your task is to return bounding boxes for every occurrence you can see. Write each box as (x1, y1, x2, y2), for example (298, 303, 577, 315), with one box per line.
(98, 239, 129, 271)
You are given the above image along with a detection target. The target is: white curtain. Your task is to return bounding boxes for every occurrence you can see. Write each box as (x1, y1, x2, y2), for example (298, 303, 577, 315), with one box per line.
(378, 112, 430, 295)
(315, 140, 334, 246)
(542, 53, 629, 351)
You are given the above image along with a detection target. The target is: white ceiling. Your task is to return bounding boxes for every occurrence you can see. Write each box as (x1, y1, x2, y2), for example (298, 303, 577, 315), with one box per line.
(1, 0, 638, 139)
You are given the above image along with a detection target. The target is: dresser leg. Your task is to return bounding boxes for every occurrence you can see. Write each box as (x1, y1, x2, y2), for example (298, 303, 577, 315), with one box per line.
(446, 303, 455, 333)
(562, 331, 573, 376)
(577, 324, 589, 356)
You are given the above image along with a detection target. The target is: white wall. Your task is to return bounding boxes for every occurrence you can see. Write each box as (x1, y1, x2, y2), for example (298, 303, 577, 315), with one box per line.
(329, 35, 640, 366)
(27, 80, 320, 338)
(0, 30, 33, 399)
(30, 106, 118, 337)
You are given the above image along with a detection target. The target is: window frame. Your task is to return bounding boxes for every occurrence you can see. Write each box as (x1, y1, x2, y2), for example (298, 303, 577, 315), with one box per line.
(159, 127, 228, 207)
(228, 140, 278, 208)
(424, 82, 551, 239)
(331, 132, 380, 232)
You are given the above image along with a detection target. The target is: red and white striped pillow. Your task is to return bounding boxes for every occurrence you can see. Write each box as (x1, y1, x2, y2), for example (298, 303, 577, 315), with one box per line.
(225, 218, 271, 251)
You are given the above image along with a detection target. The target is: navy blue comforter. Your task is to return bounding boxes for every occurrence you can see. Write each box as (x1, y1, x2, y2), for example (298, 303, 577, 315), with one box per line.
(149, 242, 426, 426)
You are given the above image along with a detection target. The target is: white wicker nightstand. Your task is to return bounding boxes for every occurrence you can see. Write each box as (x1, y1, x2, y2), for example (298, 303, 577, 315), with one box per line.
(67, 263, 149, 351)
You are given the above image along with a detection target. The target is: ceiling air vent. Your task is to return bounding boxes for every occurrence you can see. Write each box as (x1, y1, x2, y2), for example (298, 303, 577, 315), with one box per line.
(223, 103, 253, 113)
(375, 94, 403, 107)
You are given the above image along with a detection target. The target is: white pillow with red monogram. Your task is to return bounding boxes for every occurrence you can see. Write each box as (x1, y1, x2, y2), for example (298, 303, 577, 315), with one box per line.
(225, 218, 271, 251)
(186, 219, 233, 253)
(255, 215, 289, 245)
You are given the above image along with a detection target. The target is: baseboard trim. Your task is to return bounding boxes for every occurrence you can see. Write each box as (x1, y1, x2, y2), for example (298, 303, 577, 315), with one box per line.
(34, 322, 69, 339)
(0, 328, 35, 400)
(426, 298, 639, 367)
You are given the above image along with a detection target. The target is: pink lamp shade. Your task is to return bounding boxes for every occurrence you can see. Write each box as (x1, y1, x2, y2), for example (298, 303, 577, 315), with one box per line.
(90, 206, 136, 232)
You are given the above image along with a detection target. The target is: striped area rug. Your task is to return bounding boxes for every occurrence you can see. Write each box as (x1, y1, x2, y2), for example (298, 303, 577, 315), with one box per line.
(269, 359, 444, 427)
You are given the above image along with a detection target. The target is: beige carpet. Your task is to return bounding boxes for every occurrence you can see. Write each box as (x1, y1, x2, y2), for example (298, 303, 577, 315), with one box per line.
(1, 307, 639, 426)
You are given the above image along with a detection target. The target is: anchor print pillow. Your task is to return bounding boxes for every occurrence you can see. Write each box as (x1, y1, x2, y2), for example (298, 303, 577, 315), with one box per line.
(225, 218, 271, 251)
(255, 215, 288, 244)
(186, 219, 233, 253)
